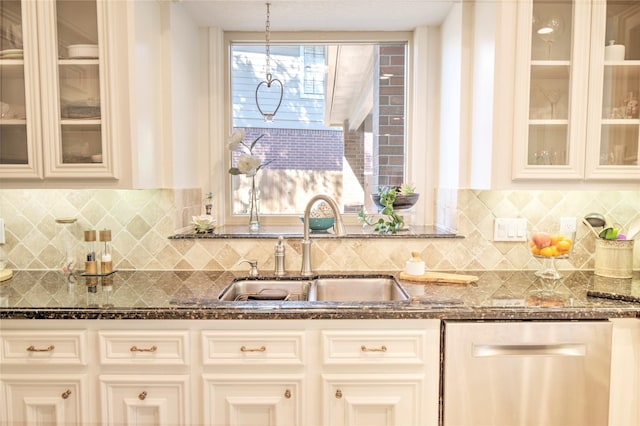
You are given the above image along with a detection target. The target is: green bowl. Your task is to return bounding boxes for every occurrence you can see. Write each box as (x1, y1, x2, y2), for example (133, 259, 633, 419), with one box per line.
(300, 217, 335, 231)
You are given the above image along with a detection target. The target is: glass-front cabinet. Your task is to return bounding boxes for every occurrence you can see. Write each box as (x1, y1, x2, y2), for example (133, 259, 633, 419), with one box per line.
(586, 0, 640, 179)
(513, 0, 640, 180)
(0, 0, 117, 179)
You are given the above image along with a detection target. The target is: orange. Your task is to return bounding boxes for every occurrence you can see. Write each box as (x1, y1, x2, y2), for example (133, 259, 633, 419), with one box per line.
(557, 239, 572, 253)
(531, 246, 540, 255)
(540, 246, 554, 257)
(549, 234, 561, 246)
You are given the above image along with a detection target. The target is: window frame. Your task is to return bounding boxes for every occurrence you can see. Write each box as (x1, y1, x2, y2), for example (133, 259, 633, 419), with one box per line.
(221, 31, 416, 226)
(299, 45, 326, 99)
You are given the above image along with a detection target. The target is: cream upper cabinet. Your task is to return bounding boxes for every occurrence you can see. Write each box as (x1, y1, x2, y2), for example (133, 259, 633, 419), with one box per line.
(512, 0, 640, 181)
(585, 1, 640, 179)
(0, 0, 118, 180)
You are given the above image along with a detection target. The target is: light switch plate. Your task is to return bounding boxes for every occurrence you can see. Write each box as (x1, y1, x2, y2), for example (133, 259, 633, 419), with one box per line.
(560, 217, 577, 235)
(494, 218, 527, 242)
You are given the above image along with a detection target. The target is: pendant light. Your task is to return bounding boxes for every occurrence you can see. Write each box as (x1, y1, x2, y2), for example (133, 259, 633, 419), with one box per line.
(255, 2, 284, 123)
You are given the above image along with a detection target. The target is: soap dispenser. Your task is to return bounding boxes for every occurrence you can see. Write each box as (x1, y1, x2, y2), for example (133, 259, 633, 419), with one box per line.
(274, 236, 286, 276)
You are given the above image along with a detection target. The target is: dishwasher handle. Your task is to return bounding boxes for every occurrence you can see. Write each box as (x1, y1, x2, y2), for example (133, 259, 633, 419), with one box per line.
(473, 343, 586, 357)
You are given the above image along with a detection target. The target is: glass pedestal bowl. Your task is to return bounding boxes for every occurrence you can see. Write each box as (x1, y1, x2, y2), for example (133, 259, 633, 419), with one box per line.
(528, 230, 575, 280)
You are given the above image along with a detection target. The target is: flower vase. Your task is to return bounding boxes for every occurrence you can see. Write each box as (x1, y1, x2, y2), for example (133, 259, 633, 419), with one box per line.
(248, 176, 260, 231)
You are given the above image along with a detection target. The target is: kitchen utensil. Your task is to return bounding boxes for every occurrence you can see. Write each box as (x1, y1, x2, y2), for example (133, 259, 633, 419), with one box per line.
(399, 271, 479, 284)
(627, 217, 640, 240)
(584, 212, 606, 228)
(582, 217, 601, 238)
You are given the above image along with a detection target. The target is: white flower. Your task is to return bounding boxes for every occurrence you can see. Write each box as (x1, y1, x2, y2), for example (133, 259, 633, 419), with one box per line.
(227, 129, 245, 152)
(229, 129, 245, 143)
(236, 154, 262, 176)
(192, 215, 216, 232)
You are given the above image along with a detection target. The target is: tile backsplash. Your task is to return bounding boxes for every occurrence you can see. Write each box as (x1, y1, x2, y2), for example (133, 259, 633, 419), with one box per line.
(0, 189, 637, 273)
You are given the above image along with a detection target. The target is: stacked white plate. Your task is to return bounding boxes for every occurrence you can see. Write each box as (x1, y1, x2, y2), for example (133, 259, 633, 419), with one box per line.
(0, 49, 23, 59)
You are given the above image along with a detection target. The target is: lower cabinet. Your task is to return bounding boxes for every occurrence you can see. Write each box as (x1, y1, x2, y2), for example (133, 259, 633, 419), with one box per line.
(322, 374, 424, 426)
(1, 375, 87, 425)
(99, 375, 191, 425)
(7, 317, 636, 425)
(202, 375, 304, 426)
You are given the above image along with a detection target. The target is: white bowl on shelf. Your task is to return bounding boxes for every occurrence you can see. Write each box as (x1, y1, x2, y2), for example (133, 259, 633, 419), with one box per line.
(67, 44, 98, 59)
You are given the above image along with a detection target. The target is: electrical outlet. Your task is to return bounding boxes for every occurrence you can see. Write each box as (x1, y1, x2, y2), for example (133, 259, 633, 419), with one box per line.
(560, 217, 577, 235)
(494, 218, 527, 242)
(0, 218, 4, 244)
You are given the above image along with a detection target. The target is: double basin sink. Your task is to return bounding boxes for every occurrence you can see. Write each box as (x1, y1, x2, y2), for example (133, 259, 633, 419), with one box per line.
(217, 275, 409, 302)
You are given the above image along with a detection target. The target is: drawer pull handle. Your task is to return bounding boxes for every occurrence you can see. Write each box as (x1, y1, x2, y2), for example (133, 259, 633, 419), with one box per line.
(138, 391, 147, 400)
(61, 389, 72, 399)
(284, 389, 291, 399)
(335, 389, 342, 399)
(361, 345, 387, 352)
(130, 345, 157, 353)
(240, 345, 266, 352)
(26, 345, 55, 352)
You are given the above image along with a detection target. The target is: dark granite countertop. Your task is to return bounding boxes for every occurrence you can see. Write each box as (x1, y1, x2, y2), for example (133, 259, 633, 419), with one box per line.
(0, 270, 638, 320)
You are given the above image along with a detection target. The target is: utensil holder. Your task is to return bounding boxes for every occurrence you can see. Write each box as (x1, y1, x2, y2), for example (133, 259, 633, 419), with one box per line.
(594, 239, 634, 278)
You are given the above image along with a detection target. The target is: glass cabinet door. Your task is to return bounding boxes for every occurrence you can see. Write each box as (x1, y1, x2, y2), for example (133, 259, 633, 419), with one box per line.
(37, 0, 116, 178)
(0, 0, 42, 178)
(512, 0, 591, 179)
(586, 0, 640, 179)
(39, 0, 106, 176)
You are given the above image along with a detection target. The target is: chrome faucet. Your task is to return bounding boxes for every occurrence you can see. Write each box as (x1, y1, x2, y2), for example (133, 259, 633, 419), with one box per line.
(240, 259, 259, 277)
(301, 194, 346, 276)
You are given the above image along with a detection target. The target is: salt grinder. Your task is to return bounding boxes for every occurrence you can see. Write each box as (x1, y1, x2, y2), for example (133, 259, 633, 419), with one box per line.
(99, 229, 113, 274)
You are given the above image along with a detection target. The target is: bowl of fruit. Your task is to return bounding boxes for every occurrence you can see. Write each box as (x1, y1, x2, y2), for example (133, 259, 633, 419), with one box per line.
(529, 230, 575, 279)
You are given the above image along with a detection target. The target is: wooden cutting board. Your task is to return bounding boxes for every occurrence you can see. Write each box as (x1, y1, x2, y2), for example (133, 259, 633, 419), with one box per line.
(399, 271, 479, 285)
(0, 269, 13, 282)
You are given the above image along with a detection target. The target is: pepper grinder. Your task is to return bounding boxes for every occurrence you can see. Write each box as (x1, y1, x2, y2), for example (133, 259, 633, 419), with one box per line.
(274, 236, 286, 276)
(84, 230, 97, 274)
(99, 229, 113, 274)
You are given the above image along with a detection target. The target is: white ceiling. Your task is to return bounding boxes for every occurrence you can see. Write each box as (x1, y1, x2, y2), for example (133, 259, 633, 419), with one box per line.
(179, 0, 457, 31)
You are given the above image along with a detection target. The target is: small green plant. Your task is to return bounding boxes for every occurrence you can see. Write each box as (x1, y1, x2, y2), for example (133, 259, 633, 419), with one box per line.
(399, 183, 415, 195)
(358, 187, 405, 234)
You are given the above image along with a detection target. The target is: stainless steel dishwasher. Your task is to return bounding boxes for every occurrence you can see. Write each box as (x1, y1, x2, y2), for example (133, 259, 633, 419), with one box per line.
(442, 320, 612, 426)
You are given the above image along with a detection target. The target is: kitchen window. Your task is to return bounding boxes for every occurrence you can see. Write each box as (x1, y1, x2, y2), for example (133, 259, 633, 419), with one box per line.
(226, 33, 410, 225)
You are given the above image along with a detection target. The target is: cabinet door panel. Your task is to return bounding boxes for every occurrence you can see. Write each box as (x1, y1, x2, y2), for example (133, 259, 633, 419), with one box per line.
(512, 0, 591, 179)
(322, 374, 423, 426)
(586, 0, 640, 179)
(1, 374, 87, 426)
(100, 375, 190, 426)
(0, 0, 42, 178)
(202, 374, 303, 426)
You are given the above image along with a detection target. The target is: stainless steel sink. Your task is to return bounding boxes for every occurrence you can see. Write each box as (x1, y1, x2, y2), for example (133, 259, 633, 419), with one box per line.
(309, 276, 409, 301)
(217, 275, 409, 302)
(217, 279, 312, 301)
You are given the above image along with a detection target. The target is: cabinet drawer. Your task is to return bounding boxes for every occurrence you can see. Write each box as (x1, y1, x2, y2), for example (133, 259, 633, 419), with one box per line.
(0, 330, 87, 365)
(98, 330, 190, 366)
(202, 331, 305, 366)
(322, 330, 426, 365)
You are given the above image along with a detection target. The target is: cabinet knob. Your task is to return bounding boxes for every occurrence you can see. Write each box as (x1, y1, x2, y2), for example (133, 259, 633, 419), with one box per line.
(284, 389, 291, 399)
(138, 391, 147, 400)
(61, 389, 72, 399)
(240, 345, 266, 352)
(335, 389, 343, 399)
(361, 345, 387, 352)
(26, 345, 55, 352)
(130, 345, 157, 352)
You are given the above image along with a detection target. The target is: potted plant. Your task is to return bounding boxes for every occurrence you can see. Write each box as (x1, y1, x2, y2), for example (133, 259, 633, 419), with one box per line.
(359, 186, 408, 234)
(370, 183, 419, 210)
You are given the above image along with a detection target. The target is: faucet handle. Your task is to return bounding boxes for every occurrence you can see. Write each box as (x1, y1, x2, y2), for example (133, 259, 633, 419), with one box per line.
(240, 259, 259, 277)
